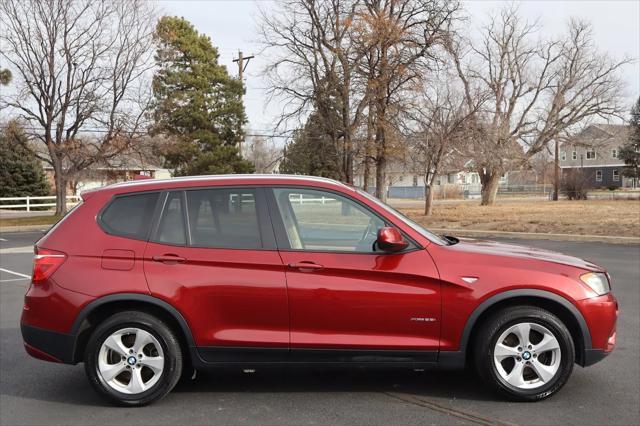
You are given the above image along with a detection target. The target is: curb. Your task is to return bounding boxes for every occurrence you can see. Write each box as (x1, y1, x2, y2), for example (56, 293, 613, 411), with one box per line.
(429, 228, 640, 245)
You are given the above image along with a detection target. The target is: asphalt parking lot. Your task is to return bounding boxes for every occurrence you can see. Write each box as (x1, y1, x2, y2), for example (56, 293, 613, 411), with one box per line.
(1, 231, 639, 425)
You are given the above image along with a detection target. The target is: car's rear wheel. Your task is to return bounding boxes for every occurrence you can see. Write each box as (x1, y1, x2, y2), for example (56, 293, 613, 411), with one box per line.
(474, 305, 575, 401)
(84, 311, 182, 406)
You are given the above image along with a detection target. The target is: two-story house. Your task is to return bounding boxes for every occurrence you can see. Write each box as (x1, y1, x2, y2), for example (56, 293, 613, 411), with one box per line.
(560, 124, 632, 188)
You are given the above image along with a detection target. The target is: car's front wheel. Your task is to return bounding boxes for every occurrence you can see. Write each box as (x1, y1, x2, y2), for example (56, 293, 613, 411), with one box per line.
(475, 305, 575, 401)
(84, 311, 183, 406)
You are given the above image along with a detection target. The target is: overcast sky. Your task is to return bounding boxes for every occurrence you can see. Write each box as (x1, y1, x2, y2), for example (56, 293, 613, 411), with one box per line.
(161, 0, 639, 138)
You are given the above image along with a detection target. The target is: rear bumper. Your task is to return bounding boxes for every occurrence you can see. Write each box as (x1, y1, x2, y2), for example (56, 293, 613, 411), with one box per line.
(21, 323, 76, 364)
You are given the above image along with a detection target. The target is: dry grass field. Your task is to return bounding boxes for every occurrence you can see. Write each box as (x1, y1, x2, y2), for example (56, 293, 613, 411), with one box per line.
(401, 199, 640, 237)
(0, 215, 61, 228)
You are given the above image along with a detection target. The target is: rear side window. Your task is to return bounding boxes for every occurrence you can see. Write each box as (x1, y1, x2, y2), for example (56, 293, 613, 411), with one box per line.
(156, 192, 187, 245)
(100, 192, 159, 239)
(185, 188, 261, 249)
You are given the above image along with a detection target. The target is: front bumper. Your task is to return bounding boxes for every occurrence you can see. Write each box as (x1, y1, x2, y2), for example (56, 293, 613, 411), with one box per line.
(576, 293, 618, 366)
(21, 323, 76, 364)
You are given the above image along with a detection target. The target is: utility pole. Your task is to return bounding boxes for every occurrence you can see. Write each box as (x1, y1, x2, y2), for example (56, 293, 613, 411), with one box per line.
(233, 51, 254, 157)
(233, 50, 254, 83)
(553, 139, 560, 201)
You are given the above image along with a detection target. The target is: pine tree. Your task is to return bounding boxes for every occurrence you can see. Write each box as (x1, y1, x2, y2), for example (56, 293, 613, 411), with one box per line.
(0, 124, 50, 198)
(620, 97, 640, 181)
(280, 111, 343, 180)
(152, 16, 253, 176)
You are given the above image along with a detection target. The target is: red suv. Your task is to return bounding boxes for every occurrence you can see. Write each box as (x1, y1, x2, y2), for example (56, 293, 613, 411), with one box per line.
(21, 175, 617, 405)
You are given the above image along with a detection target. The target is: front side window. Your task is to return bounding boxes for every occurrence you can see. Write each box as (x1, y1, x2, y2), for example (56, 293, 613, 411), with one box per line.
(273, 188, 385, 252)
(355, 188, 447, 245)
(186, 188, 261, 249)
(100, 192, 159, 239)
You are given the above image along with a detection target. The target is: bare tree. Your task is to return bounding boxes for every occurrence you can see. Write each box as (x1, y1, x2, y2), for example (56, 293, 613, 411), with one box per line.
(407, 73, 480, 215)
(354, 0, 460, 201)
(259, 0, 368, 184)
(260, 0, 459, 197)
(0, 0, 155, 214)
(529, 147, 555, 188)
(244, 135, 283, 173)
(450, 6, 630, 205)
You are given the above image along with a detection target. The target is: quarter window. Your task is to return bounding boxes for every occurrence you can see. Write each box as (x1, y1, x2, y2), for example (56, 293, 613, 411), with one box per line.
(186, 189, 261, 249)
(100, 192, 159, 239)
(272, 188, 386, 252)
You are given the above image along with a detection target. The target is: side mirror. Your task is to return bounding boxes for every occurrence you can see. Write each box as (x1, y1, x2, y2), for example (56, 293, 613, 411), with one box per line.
(376, 227, 409, 253)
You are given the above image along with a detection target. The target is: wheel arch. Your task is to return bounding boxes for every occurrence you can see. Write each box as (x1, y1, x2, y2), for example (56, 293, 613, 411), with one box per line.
(460, 290, 592, 367)
(71, 293, 196, 364)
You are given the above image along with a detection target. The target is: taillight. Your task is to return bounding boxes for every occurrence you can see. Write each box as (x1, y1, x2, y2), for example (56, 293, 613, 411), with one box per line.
(32, 247, 66, 284)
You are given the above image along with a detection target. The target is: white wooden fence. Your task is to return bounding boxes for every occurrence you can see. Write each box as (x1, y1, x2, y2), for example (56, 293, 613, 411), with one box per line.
(289, 194, 338, 204)
(0, 195, 81, 211)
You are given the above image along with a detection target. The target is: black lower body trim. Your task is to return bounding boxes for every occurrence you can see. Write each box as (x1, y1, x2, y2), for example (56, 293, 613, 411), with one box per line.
(437, 351, 466, 369)
(195, 346, 438, 365)
(291, 348, 438, 363)
(21, 323, 76, 364)
(581, 349, 609, 367)
(197, 347, 288, 363)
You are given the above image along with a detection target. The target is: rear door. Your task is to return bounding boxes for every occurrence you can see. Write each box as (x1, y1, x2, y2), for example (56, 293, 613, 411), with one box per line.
(143, 187, 289, 361)
(267, 187, 441, 362)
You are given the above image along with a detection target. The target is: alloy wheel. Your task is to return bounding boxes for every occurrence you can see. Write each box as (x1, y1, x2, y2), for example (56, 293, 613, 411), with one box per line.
(493, 322, 561, 389)
(97, 327, 165, 394)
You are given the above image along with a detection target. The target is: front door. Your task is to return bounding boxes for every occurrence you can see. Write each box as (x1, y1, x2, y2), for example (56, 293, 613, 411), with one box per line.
(268, 187, 441, 362)
(143, 188, 289, 362)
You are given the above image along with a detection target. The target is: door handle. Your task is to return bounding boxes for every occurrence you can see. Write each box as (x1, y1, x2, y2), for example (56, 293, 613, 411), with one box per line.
(288, 261, 324, 271)
(152, 254, 186, 264)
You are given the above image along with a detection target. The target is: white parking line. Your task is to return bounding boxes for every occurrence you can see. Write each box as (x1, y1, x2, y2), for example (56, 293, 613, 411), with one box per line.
(0, 245, 34, 254)
(0, 277, 30, 283)
(0, 268, 31, 279)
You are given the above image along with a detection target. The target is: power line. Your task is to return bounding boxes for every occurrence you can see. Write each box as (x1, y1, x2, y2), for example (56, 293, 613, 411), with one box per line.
(0, 124, 290, 139)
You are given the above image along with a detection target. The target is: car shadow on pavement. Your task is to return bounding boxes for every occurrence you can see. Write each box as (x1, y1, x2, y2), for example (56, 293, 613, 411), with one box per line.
(171, 367, 499, 402)
(1, 327, 499, 407)
(0, 328, 104, 406)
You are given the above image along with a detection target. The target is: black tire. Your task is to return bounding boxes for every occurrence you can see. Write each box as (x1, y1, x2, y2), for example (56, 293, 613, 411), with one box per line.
(84, 311, 183, 406)
(474, 305, 575, 402)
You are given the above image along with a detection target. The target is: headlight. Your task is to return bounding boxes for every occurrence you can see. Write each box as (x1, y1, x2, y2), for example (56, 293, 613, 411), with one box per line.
(580, 272, 611, 296)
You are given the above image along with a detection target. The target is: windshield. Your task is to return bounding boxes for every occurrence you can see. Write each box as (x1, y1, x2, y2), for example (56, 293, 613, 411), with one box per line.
(355, 189, 448, 245)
